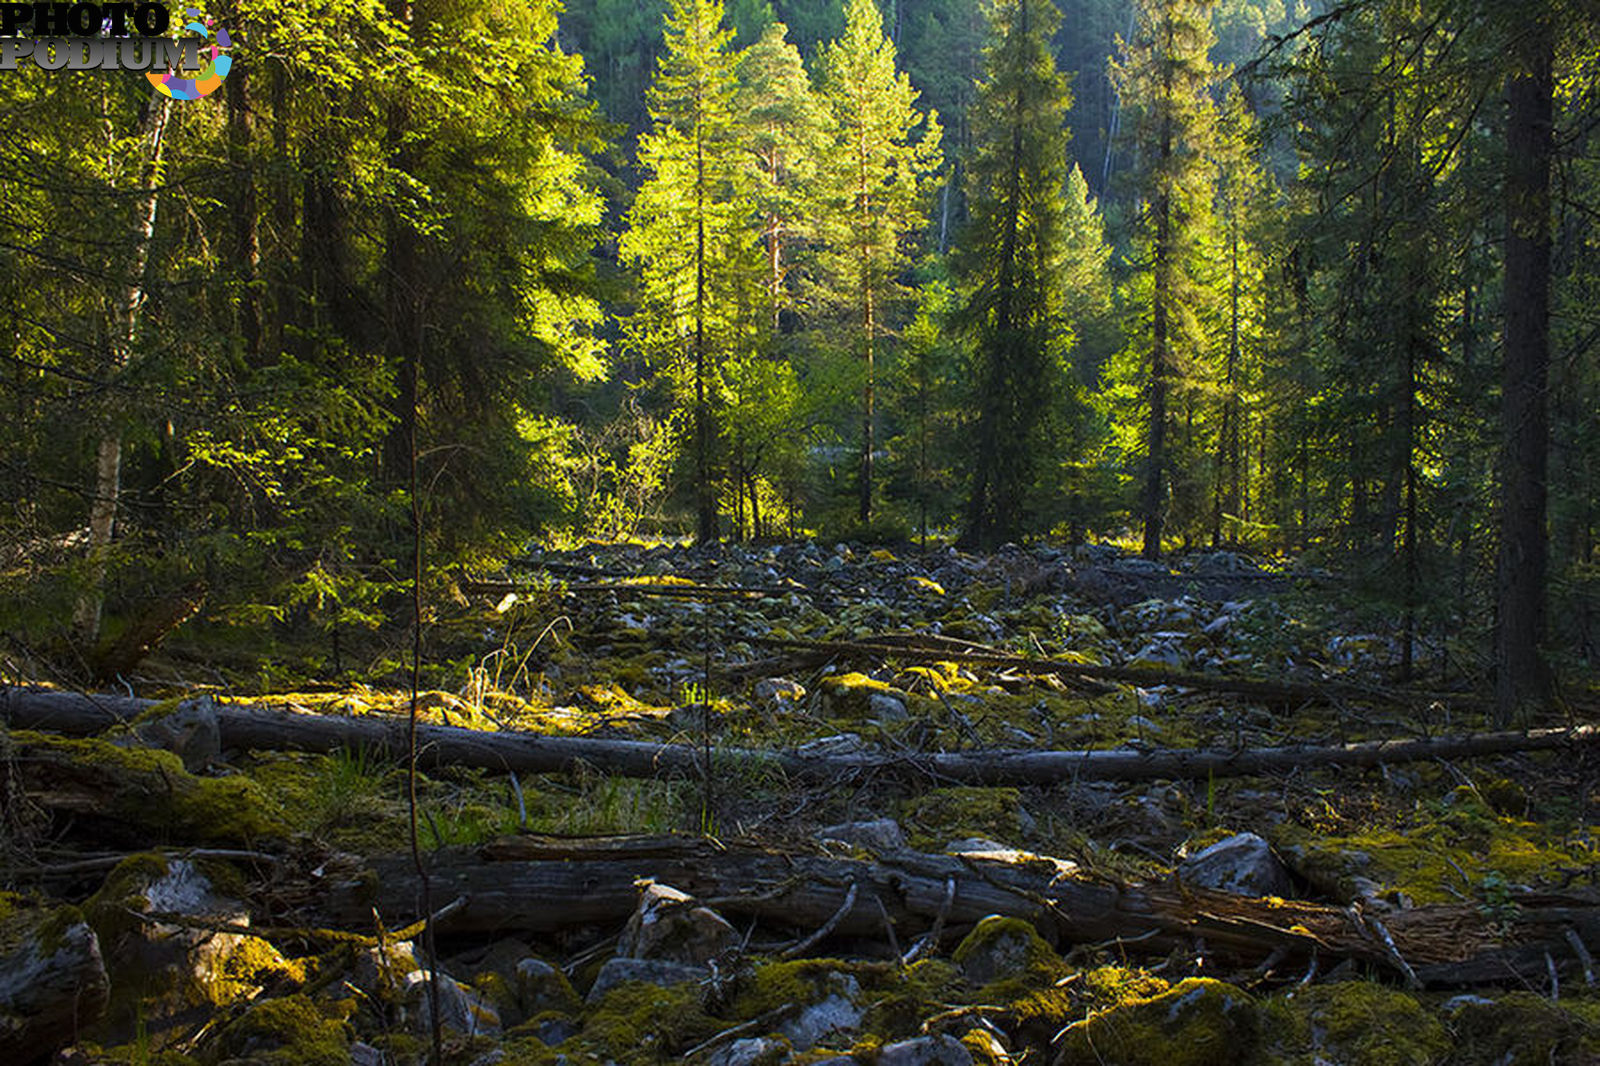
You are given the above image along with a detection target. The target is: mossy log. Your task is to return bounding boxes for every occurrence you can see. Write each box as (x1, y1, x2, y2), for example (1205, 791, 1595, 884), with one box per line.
(329, 835, 1600, 988)
(4, 685, 1598, 787)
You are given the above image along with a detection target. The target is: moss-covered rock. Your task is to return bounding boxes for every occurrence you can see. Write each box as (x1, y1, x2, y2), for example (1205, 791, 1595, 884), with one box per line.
(1255, 981, 1448, 1066)
(951, 916, 1068, 997)
(582, 980, 717, 1062)
(1053, 978, 1255, 1066)
(1443, 991, 1600, 1065)
(902, 787, 1025, 851)
(818, 672, 902, 720)
(207, 994, 352, 1065)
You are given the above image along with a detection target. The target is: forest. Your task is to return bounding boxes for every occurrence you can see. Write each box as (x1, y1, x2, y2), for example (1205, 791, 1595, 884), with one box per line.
(1, 0, 1599, 1063)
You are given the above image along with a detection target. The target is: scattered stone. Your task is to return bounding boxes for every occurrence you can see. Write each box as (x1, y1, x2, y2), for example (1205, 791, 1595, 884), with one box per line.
(1178, 833, 1294, 898)
(709, 1035, 792, 1066)
(952, 915, 1065, 990)
(815, 818, 908, 855)
(350, 1042, 385, 1066)
(878, 1034, 975, 1065)
(754, 677, 806, 705)
(121, 696, 221, 771)
(870, 692, 910, 723)
(0, 912, 109, 1062)
(1131, 641, 1184, 668)
(405, 970, 500, 1036)
(585, 958, 707, 1004)
(780, 990, 863, 1051)
(1055, 978, 1255, 1066)
(351, 939, 419, 1000)
(616, 881, 739, 966)
(526, 1013, 580, 1046)
(514, 956, 579, 1015)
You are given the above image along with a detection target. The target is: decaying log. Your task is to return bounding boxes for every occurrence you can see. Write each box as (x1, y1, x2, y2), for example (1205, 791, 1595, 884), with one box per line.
(2, 686, 1596, 787)
(326, 834, 1600, 988)
(0, 918, 109, 1061)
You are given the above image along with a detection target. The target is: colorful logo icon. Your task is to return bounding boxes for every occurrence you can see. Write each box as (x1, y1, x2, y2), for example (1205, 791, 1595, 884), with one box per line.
(147, 7, 230, 99)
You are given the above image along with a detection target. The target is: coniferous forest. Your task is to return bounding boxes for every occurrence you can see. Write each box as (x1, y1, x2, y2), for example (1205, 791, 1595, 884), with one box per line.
(3, 1, 1600, 1063)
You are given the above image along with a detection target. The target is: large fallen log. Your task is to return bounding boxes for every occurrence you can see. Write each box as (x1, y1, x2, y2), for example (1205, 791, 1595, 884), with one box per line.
(327, 833, 1600, 988)
(2, 686, 1596, 787)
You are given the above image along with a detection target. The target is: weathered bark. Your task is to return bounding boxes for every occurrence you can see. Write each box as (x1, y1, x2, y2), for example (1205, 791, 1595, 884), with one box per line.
(91, 580, 206, 682)
(0, 919, 109, 1062)
(327, 834, 1600, 988)
(74, 94, 173, 642)
(4, 687, 1595, 788)
(1495, 16, 1555, 723)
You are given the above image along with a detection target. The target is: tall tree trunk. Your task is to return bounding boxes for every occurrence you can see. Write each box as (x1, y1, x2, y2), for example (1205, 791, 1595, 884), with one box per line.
(1494, 18, 1555, 722)
(1141, 109, 1173, 561)
(75, 94, 173, 643)
(226, 33, 261, 364)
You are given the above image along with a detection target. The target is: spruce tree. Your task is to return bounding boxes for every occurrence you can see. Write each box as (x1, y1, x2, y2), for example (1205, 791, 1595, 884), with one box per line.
(958, 0, 1079, 547)
(1110, 0, 1221, 559)
(817, 0, 942, 525)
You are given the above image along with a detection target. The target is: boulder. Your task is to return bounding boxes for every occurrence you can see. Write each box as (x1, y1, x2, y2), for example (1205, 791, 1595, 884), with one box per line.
(616, 881, 739, 966)
(585, 958, 707, 1004)
(878, 1034, 975, 1066)
(1178, 833, 1294, 898)
(815, 818, 908, 856)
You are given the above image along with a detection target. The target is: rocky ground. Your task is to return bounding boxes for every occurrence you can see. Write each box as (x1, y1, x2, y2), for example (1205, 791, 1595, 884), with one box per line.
(3, 539, 1600, 1065)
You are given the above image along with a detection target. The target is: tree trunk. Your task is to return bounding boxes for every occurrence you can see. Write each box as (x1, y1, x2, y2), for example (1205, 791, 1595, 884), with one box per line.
(5, 687, 1594, 789)
(327, 834, 1600, 988)
(74, 94, 173, 643)
(1495, 17, 1554, 723)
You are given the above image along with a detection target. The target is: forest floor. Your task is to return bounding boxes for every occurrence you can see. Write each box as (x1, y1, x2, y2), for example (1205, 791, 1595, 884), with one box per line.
(4, 538, 1600, 1065)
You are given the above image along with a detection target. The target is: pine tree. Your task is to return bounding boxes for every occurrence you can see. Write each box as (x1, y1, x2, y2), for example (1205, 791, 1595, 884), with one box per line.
(1110, 0, 1221, 559)
(623, 0, 755, 543)
(817, 0, 942, 525)
(958, 0, 1080, 547)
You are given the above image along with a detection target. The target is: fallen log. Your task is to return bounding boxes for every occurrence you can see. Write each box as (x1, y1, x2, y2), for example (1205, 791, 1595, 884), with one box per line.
(2, 686, 1596, 787)
(326, 834, 1600, 988)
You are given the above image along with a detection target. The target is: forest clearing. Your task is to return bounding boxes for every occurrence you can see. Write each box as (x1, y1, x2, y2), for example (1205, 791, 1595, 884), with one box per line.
(3, 0, 1599, 1061)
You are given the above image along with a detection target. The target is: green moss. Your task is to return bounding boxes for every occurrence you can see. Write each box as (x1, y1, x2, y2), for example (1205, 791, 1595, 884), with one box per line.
(211, 994, 353, 1066)
(1055, 978, 1256, 1066)
(818, 672, 899, 719)
(16, 731, 286, 844)
(1258, 982, 1448, 1066)
(583, 981, 717, 1062)
(1272, 786, 1593, 905)
(860, 959, 960, 1042)
(735, 958, 862, 1018)
(1443, 991, 1600, 1065)
(951, 916, 1068, 999)
(901, 787, 1024, 850)
(200, 935, 306, 1007)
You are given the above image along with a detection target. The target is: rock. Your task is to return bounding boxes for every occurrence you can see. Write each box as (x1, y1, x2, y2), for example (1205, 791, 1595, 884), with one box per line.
(0, 913, 109, 1062)
(405, 970, 500, 1036)
(350, 939, 419, 999)
(1053, 978, 1255, 1066)
(780, 991, 863, 1051)
(754, 677, 807, 705)
(815, 818, 908, 855)
(616, 881, 739, 966)
(585, 958, 707, 1004)
(878, 1034, 974, 1065)
(1131, 641, 1184, 668)
(350, 1042, 385, 1066)
(1178, 833, 1294, 898)
(869, 692, 910, 723)
(514, 956, 579, 1014)
(526, 1013, 580, 1046)
(952, 915, 1065, 990)
(708, 1035, 792, 1066)
(120, 696, 221, 771)
(795, 734, 867, 757)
